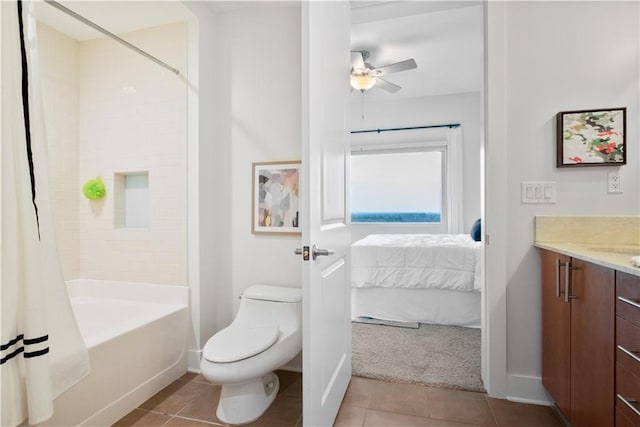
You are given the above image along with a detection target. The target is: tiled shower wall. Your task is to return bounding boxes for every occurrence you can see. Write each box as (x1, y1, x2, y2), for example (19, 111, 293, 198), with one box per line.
(37, 22, 188, 286)
(39, 23, 81, 279)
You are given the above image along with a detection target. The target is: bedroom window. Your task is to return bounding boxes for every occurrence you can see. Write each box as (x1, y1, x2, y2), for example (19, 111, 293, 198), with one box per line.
(350, 148, 444, 223)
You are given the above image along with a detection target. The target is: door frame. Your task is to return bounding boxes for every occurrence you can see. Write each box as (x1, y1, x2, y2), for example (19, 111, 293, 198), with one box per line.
(483, 0, 508, 398)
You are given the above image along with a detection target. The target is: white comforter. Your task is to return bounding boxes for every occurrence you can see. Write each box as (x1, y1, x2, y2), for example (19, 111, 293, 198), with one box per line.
(351, 234, 482, 292)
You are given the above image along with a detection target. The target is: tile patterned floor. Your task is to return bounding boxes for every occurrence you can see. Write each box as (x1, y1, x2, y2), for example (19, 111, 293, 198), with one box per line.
(113, 372, 564, 427)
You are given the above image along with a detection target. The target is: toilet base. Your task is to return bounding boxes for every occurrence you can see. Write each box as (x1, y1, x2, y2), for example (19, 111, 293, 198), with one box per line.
(216, 372, 280, 425)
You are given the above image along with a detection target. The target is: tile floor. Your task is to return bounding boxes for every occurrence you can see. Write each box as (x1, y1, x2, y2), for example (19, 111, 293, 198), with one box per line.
(114, 371, 564, 427)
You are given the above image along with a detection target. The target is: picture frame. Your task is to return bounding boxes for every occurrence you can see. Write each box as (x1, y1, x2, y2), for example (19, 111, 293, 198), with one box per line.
(556, 107, 626, 167)
(252, 161, 301, 235)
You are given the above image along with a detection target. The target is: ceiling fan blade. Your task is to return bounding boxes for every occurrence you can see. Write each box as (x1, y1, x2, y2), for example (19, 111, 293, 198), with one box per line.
(376, 58, 417, 76)
(375, 77, 401, 93)
(351, 51, 365, 70)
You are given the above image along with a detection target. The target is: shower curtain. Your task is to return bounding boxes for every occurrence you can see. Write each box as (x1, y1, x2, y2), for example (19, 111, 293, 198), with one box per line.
(1, 1, 90, 425)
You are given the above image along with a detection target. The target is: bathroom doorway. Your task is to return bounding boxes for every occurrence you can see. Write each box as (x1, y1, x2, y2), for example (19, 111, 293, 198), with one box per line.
(348, 0, 488, 393)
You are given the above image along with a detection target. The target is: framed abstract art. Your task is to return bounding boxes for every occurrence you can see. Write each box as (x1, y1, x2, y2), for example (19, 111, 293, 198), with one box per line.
(252, 161, 301, 235)
(557, 107, 626, 167)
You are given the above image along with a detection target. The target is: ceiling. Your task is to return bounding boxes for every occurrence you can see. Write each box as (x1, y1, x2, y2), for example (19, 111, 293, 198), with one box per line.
(34, 1, 483, 101)
(351, 1, 483, 101)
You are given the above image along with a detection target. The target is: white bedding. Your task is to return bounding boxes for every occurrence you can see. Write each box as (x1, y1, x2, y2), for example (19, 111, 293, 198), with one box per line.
(351, 234, 482, 292)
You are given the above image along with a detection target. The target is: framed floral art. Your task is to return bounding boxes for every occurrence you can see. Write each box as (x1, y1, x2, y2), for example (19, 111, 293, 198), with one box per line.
(556, 107, 626, 167)
(251, 161, 301, 235)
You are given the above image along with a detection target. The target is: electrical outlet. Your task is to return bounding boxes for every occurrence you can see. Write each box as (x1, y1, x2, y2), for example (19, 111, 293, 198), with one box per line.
(608, 171, 623, 193)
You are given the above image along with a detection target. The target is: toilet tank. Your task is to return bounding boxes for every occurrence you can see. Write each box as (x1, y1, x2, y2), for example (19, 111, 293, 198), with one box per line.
(235, 285, 302, 332)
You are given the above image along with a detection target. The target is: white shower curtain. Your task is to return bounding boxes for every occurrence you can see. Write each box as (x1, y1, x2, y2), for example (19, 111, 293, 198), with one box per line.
(447, 126, 464, 234)
(1, 1, 90, 425)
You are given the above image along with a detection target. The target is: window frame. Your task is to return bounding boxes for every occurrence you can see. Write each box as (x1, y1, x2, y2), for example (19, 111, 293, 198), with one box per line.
(350, 141, 449, 228)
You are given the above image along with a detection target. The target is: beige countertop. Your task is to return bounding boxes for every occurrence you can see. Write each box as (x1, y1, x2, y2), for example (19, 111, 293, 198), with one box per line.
(534, 216, 640, 277)
(534, 241, 640, 277)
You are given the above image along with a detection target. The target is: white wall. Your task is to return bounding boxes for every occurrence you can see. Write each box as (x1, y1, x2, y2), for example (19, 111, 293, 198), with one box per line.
(181, 1, 220, 371)
(492, 1, 639, 402)
(182, 3, 302, 371)
(220, 5, 302, 322)
(184, 3, 302, 358)
(349, 91, 482, 242)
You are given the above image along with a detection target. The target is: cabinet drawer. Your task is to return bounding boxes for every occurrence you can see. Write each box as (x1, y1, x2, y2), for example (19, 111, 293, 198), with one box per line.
(617, 316, 640, 378)
(618, 346, 640, 383)
(617, 272, 640, 327)
(616, 362, 640, 425)
(616, 407, 640, 427)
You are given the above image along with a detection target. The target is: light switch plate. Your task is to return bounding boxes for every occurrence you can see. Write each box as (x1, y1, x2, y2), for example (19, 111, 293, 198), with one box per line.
(522, 181, 556, 204)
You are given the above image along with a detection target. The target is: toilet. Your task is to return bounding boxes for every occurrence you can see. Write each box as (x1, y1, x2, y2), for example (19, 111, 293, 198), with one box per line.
(200, 285, 302, 425)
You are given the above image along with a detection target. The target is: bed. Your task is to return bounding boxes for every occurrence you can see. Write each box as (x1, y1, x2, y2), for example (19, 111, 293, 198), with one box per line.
(351, 234, 482, 327)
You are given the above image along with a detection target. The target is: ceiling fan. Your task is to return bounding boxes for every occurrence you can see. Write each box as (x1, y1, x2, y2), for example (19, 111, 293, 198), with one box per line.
(350, 50, 417, 93)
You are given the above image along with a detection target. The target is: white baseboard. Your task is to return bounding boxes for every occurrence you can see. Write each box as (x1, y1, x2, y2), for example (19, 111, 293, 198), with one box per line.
(188, 349, 202, 372)
(506, 374, 553, 406)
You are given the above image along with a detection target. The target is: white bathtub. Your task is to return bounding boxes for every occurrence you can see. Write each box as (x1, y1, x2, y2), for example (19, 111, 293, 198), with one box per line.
(42, 279, 189, 426)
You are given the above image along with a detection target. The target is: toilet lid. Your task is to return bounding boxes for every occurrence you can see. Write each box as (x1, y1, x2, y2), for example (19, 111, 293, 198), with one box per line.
(203, 324, 280, 363)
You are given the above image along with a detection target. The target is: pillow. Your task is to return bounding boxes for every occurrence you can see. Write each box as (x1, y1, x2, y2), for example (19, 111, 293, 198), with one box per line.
(470, 218, 481, 242)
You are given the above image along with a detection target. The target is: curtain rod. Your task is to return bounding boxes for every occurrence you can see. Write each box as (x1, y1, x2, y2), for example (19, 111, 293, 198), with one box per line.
(351, 123, 460, 134)
(44, 0, 180, 76)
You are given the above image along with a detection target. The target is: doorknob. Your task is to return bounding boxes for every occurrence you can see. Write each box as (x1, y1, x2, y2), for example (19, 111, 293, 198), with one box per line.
(295, 245, 334, 261)
(312, 245, 334, 260)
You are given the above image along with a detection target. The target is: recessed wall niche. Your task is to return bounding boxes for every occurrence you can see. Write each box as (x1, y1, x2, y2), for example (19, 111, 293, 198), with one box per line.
(114, 172, 149, 229)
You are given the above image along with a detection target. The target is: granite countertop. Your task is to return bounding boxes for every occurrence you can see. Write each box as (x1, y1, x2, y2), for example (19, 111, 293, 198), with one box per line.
(534, 216, 640, 277)
(534, 241, 640, 277)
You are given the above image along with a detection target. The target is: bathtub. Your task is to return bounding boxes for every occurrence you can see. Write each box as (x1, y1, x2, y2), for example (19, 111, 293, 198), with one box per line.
(42, 279, 189, 426)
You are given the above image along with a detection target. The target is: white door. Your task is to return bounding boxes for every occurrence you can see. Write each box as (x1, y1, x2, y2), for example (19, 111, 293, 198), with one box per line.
(300, 1, 351, 426)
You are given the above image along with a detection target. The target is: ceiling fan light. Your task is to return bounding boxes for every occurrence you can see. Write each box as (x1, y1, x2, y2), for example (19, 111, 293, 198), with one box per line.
(350, 74, 376, 91)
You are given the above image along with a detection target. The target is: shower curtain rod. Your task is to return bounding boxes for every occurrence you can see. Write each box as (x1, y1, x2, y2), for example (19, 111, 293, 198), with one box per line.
(44, 0, 180, 75)
(351, 123, 460, 134)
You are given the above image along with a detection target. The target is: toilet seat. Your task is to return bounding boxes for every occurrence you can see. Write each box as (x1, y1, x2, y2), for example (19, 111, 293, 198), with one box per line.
(203, 325, 280, 363)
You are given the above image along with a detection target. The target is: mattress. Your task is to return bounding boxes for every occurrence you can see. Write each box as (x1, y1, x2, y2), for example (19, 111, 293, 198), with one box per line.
(351, 234, 482, 292)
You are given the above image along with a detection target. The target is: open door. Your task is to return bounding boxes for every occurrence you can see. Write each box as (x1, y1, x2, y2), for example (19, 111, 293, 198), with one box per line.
(300, 1, 352, 426)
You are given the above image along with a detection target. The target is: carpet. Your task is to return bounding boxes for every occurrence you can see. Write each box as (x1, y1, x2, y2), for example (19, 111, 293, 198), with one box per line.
(352, 322, 485, 392)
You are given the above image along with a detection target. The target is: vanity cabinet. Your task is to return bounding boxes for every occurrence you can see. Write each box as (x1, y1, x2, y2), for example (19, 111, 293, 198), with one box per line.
(541, 249, 615, 427)
(615, 272, 640, 426)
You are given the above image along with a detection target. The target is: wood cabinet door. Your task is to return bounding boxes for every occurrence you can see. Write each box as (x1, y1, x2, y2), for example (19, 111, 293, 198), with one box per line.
(541, 249, 572, 420)
(570, 258, 615, 427)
